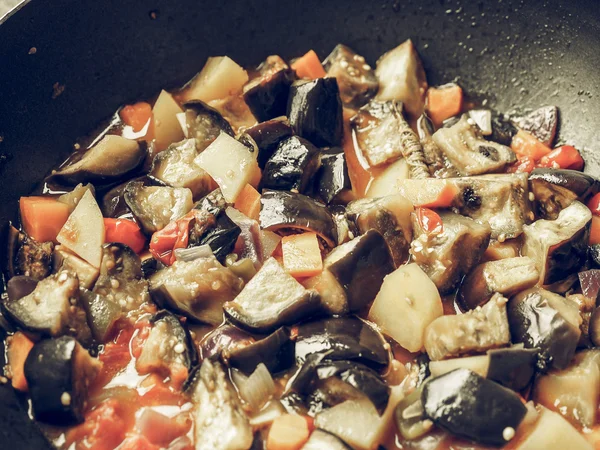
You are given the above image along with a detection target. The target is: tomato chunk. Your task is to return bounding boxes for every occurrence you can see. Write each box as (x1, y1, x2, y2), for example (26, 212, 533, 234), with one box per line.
(104, 218, 146, 254)
(537, 145, 585, 171)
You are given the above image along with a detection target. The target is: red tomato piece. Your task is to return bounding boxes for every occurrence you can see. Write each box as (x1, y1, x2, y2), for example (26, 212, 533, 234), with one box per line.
(104, 218, 146, 254)
(416, 207, 444, 234)
(537, 145, 584, 171)
(118, 435, 160, 450)
(588, 193, 600, 216)
(507, 157, 535, 174)
(65, 400, 128, 450)
(590, 216, 600, 246)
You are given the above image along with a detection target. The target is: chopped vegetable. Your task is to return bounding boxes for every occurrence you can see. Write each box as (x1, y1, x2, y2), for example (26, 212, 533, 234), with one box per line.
(426, 83, 463, 126)
(291, 50, 326, 79)
(591, 215, 600, 245)
(515, 105, 558, 147)
(234, 184, 261, 221)
(510, 129, 551, 160)
(518, 407, 593, 450)
(537, 144, 585, 170)
(7, 331, 35, 391)
(282, 232, 323, 278)
(180, 56, 249, 103)
(20, 196, 71, 243)
(152, 89, 184, 152)
(267, 414, 311, 450)
(103, 218, 146, 253)
(120, 102, 153, 133)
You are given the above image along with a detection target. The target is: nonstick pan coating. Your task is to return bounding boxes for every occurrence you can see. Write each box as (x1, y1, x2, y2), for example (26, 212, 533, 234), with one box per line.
(0, 0, 599, 447)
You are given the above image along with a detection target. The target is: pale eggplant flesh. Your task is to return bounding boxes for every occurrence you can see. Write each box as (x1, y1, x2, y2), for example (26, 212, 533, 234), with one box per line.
(183, 100, 234, 152)
(7, 226, 53, 280)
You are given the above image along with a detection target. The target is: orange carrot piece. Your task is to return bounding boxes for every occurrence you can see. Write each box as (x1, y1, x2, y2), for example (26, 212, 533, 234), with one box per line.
(267, 414, 311, 450)
(282, 232, 323, 278)
(234, 184, 261, 221)
(249, 164, 262, 189)
(20, 196, 71, 243)
(510, 129, 551, 161)
(291, 50, 326, 79)
(426, 84, 463, 126)
(7, 332, 35, 391)
(590, 216, 600, 246)
(120, 102, 153, 133)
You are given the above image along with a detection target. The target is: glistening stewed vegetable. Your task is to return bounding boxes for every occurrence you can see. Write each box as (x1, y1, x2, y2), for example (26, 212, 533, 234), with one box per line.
(313, 148, 352, 204)
(515, 105, 559, 147)
(183, 99, 234, 152)
(245, 117, 294, 169)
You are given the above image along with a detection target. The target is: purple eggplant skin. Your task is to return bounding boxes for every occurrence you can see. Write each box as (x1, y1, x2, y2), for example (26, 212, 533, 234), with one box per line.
(6, 275, 38, 303)
(487, 113, 517, 146)
(151, 310, 198, 372)
(199, 324, 254, 362)
(314, 148, 351, 205)
(589, 307, 600, 346)
(287, 78, 343, 147)
(245, 118, 294, 169)
(486, 346, 539, 391)
(589, 245, 600, 269)
(295, 317, 390, 372)
(529, 168, 599, 219)
(227, 326, 294, 375)
(24, 336, 99, 425)
(243, 57, 296, 122)
(579, 269, 600, 304)
(422, 369, 527, 447)
(260, 136, 320, 194)
(516, 106, 558, 147)
(183, 100, 234, 152)
(7, 225, 54, 280)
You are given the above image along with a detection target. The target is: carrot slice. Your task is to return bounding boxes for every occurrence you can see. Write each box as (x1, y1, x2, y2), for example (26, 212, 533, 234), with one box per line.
(291, 50, 326, 79)
(267, 414, 311, 450)
(7, 332, 35, 391)
(282, 232, 323, 278)
(426, 84, 463, 126)
(590, 216, 600, 246)
(510, 129, 551, 161)
(234, 184, 261, 221)
(20, 196, 71, 243)
(120, 102, 153, 133)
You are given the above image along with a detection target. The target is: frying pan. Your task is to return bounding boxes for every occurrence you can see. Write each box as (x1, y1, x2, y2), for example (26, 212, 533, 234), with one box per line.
(0, 0, 599, 447)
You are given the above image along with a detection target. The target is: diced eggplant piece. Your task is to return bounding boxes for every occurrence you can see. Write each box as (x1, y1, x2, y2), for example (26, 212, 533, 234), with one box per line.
(375, 39, 428, 118)
(78, 289, 121, 343)
(24, 336, 100, 424)
(301, 269, 348, 315)
(590, 307, 600, 346)
(468, 109, 493, 136)
(100, 178, 136, 218)
(417, 114, 459, 179)
(429, 345, 538, 391)
(243, 55, 295, 122)
(346, 194, 413, 267)
(227, 326, 294, 375)
(323, 230, 394, 312)
(183, 99, 234, 152)
(150, 138, 213, 199)
(287, 78, 343, 147)
(302, 429, 351, 450)
(394, 386, 434, 441)
(57, 183, 96, 213)
(261, 136, 320, 193)
(260, 190, 338, 248)
(518, 406, 594, 450)
(245, 117, 294, 169)
(190, 209, 242, 264)
(5, 276, 38, 304)
(529, 168, 599, 219)
(7, 227, 53, 280)
(124, 181, 193, 234)
(421, 369, 527, 446)
(515, 105, 558, 147)
(411, 212, 491, 294)
(4, 271, 92, 344)
(533, 350, 600, 428)
(432, 116, 516, 176)
(369, 263, 443, 353)
(522, 201, 591, 285)
(136, 310, 197, 379)
(579, 269, 600, 303)
(488, 113, 517, 146)
(188, 359, 253, 450)
(314, 148, 352, 205)
(323, 44, 378, 109)
(50, 135, 146, 185)
(224, 258, 320, 333)
(53, 245, 100, 290)
(508, 287, 582, 371)
(295, 317, 389, 371)
(457, 257, 539, 311)
(150, 254, 244, 325)
(199, 324, 254, 361)
(424, 294, 510, 361)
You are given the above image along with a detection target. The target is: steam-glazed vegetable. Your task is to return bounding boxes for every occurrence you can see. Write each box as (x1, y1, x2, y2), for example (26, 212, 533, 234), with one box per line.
(533, 350, 600, 428)
(181, 56, 248, 103)
(321, 230, 394, 313)
(183, 100, 234, 151)
(295, 317, 389, 371)
(522, 201, 591, 285)
(346, 194, 413, 266)
(245, 117, 294, 169)
(261, 136, 319, 193)
(50, 135, 146, 185)
(199, 324, 254, 361)
(287, 77, 343, 147)
(7, 227, 53, 280)
(375, 39, 427, 117)
(313, 148, 351, 205)
(188, 359, 253, 450)
(365, 158, 411, 198)
(518, 407, 594, 450)
(579, 269, 600, 303)
(411, 212, 491, 294)
(302, 429, 350, 450)
(227, 326, 294, 375)
(224, 258, 320, 332)
(78, 289, 121, 343)
(529, 168, 598, 219)
(515, 105, 558, 147)
(421, 369, 527, 446)
(150, 138, 213, 199)
(457, 257, 539, 311)
(4, 271, 92, 345)
(432, 115, 516, 175)
(369, 263, 443, 353)
(24, 336, 100, 425)
(394, 386, 433, 441)
(243, 55, 295, 122)
(259, 190, 338, 247)
(150, 254, 244, 325)
(429, 345, 538, 391)
(508, 287, 581, 371)
(124, 182, 193, 234)
(323, 44, 378, 108)
(53, 245, 99, 289)
(136, 310, 197, 381)
(424, 294, 510, 360)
